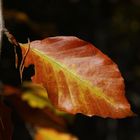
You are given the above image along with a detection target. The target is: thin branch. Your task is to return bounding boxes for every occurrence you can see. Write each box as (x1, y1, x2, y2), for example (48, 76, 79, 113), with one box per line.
(3, 28, 19, 46)
(0, 0, 3, 57)
(3, 28, 24, 83)
(3, 28, 20, 69)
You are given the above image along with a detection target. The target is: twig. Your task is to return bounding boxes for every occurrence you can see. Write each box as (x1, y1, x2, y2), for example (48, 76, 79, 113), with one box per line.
(3, 28, 20, 70)
(3, 28, 30, 83)
(3, 28, 19, 46)
(0, 0, 4, 57)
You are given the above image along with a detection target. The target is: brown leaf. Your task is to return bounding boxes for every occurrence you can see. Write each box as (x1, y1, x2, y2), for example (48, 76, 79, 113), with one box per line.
(2, 85, 20, 96)
(20, 36, 134, 118)
(0, 99, 12, 140)
(10, 96, 67, 132)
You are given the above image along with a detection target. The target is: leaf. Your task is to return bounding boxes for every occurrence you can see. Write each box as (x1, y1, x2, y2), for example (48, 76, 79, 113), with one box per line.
(0, 99, 12, 140)
(21, 82, 67, 116)
(20, 36, 134, 118)
(10, 96, 67, 131)
(2, 85, 19, 96)
(21, 82, 49, 109)
(35, 128, 78, 140)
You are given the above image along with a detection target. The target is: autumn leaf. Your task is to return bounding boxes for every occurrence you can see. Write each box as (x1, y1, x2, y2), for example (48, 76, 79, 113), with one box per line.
(10, 96, 67, 131)
(21, 82, 68, 116)
(35, 128, 78, 140)
(21, 82, 49, 109)
(0, 99, 12, 140)
(20, 36, 134, 118)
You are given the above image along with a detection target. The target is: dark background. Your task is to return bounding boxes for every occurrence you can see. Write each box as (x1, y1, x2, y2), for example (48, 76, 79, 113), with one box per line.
(2, 0, 140, 140)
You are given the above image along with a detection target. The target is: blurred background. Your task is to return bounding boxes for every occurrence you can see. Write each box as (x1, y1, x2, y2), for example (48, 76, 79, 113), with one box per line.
(3, 0, 140, 140)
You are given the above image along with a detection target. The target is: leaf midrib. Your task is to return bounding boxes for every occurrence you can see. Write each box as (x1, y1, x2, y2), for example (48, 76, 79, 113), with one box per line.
(27, 46, 117, 109)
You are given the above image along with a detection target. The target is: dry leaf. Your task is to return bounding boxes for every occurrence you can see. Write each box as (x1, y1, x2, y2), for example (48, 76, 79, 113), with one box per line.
(10, 96, 66, 131)
(20, 36, 134, 118)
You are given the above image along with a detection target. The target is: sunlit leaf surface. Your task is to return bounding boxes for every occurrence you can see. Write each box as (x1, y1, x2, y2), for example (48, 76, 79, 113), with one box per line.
(21, 36, 134, 118)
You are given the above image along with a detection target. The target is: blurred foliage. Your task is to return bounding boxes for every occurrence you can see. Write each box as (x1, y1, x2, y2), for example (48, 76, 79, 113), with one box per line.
(2, 0, 140, 140)
(35, 128, 78, 140)
(21, 83, 49, 109)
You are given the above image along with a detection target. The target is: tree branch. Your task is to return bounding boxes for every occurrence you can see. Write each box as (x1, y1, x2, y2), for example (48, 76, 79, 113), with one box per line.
(0, 0, 3, 56)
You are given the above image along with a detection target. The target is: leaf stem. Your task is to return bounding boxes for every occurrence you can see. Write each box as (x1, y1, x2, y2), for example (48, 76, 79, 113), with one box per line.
(19, 38, 30, 82)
